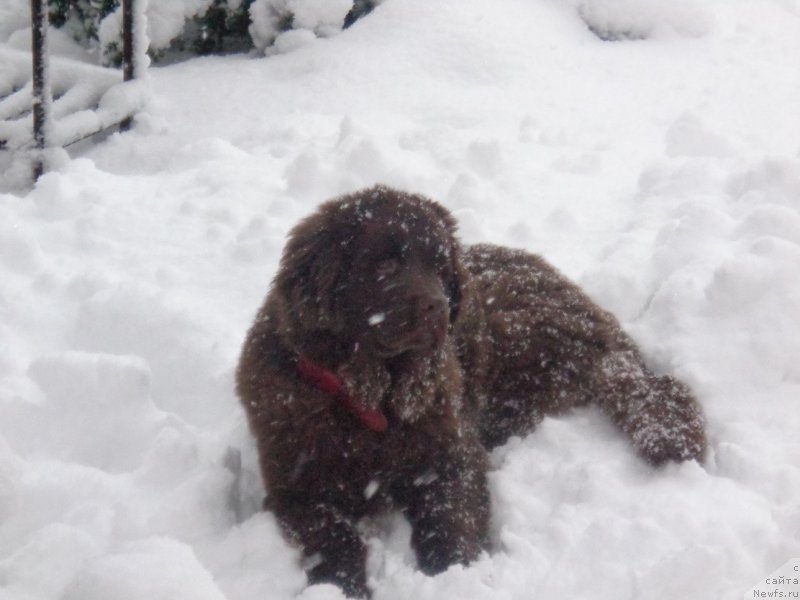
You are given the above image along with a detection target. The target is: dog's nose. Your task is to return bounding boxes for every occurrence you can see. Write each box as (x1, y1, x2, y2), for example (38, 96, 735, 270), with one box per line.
(417, 293, 449, 321)
(417, 294, 449, 348)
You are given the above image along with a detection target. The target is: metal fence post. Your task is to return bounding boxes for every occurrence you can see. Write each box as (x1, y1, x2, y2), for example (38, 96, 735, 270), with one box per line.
(30, 0, 51, 179)
(120, 0, 136, 131)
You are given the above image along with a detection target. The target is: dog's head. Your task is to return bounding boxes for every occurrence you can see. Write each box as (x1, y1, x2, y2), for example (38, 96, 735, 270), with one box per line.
(274, 186, 466, 358)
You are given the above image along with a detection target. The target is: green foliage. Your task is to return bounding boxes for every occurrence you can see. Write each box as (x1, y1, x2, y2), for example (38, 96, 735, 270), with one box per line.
(186, 0, 256, 56)
(46, 0, 258, 63)
(48, 0, 117, 42)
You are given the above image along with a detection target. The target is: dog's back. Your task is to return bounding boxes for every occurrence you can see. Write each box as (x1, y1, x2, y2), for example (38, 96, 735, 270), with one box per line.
(460, 243, 705, 465)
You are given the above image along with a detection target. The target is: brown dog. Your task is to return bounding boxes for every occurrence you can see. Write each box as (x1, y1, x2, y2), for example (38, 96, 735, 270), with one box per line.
(236, 186, 706, 597)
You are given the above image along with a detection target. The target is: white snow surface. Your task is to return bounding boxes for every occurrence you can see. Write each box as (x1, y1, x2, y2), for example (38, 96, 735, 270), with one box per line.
(2, 1, 800, 599)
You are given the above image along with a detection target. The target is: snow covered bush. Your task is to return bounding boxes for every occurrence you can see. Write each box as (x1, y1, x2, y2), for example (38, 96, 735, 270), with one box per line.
(45, 0, 248, 64)
(248, 0, 355, 52)
(248, 0, 384, 54)
(40, 0, 379, 64)
(48, 0, 118, 49)
(97, 0, 255, 64)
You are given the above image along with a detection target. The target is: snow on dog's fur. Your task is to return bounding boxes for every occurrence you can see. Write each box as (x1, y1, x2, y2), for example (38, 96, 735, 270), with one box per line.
(236, 185, 706, 598)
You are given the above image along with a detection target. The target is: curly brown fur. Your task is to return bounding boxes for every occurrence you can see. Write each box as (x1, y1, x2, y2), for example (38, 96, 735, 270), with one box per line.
(236, 185, 706, 598)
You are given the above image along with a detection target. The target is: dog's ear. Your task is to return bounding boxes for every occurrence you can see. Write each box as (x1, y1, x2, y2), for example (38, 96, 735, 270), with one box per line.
(274, 207, 351, 333)
(442, 241, 465, 324)
(425, 202, 467, 325)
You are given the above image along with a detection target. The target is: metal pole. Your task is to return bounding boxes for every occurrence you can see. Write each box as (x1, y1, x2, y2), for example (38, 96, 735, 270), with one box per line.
(30, 0, 51, 179)
(120, 0, 135, 131)
(122, 0, 135, 82)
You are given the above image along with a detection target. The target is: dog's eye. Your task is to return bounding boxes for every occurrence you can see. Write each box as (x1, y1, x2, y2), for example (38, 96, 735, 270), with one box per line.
(376, 258, 399, 277)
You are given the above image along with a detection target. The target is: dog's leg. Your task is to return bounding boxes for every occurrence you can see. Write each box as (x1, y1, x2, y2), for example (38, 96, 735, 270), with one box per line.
(591, 350, 707, 466)
(405, 442, 491, 575)
(273, 499, 369, 598)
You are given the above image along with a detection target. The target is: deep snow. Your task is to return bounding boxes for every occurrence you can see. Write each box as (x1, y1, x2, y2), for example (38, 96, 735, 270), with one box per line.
(1, 1, 800, 599)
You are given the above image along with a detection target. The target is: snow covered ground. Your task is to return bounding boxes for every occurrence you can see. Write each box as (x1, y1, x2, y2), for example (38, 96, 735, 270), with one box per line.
(1, 1, 800, 599)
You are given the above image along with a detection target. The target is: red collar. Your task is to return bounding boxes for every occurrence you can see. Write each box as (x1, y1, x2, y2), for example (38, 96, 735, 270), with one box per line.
(296, 354, 388, 433)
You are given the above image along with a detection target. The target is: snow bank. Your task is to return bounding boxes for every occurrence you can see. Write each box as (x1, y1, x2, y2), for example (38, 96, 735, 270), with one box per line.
(576, 0, 711, 41)
(1, 0, 799, 599)
(62, 537, 228, 600)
